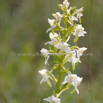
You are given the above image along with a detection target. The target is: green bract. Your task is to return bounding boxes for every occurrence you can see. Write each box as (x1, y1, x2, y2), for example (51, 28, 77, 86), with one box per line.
(39, 0, 87, 102)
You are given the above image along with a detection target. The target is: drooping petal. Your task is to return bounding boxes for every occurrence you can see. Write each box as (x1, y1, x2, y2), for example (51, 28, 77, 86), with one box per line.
(43, 95, 60, 103)
(45, 55, 50, 65)
(39, 69, 49, 84)
(40, 75, 49, 84)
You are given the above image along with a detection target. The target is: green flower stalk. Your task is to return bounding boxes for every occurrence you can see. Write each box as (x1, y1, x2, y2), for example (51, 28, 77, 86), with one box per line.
(39, 0, 87, 102)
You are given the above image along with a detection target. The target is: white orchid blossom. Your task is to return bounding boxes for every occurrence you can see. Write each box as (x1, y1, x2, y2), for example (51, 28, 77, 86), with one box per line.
(48, 18, 56, 27)
(62, 74, 83, 94)
(52, 12, 62, 20)
(72, 24, 87, 37)
(76, 7, 84, 18)
(43, 95, 61, 103)
(69, 16, 78, 21)
(46, 19, 56, 33)
(63, 0, 70, 8)
(52, 12, 62, 26)
(78, 47, 87, 56)
(54, 42, 71, 53)
(76, 47, 87, 61)
(69, 50, 79, 63)
(59, 0, 70, 9)
(45, 32, 58, 45)
(39, 69, 49, 84)
(40, 48, 50, 65)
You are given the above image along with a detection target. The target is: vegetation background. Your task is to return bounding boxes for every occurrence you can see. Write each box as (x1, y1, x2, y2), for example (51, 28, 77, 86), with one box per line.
(0, 0, 103, 103)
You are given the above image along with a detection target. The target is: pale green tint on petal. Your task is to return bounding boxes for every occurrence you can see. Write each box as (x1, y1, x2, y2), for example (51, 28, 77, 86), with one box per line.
(63, 53, 72, 64)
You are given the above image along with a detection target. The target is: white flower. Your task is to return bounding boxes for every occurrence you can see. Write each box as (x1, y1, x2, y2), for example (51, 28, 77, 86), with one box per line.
(48, 18, 56, 27)
(76, 7, 84, 18)
(62, 74, 83, 94)
(52, 12, 62, 20)
(52, 12, 62, 26)
(40, 48, 48, 57)
(71, 76, 83, 94)
(45, 32, 58, 45)
(72, 24, 87, 37)
(54, 42, 71, 53)
(69, 16, 78, 21)
(78, 47, 87, 56)
(76, 47, 87, 61)
(69, 50, 78, 63)
(39, 69, 49, 84)
(46, 18, 56, 33)
(59, 0, 70, 9)
(63, 0, 70, 8)
(43, 95, 60, 103)
(40, 48, 50, 65)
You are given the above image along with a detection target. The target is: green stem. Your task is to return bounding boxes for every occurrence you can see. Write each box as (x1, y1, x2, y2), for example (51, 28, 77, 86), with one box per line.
(56, 56, 63, 95)
(88, 0, 93, 102)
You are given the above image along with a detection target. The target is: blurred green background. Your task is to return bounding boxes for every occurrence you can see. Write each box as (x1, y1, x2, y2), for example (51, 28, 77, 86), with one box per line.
(0, 0, 103, 103)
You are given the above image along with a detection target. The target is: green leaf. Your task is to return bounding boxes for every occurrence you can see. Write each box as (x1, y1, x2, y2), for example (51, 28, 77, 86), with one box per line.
(47, 79, 52, 87)
(66, 24, 76, 37)
(57, 32, 62, 42)
(71, 89, 76, 94)
(63, 14, 68, 22)
(48, 50, 55, 53)
(38, 99, 41, 103)
(60, 83, 71, 91)
(52, 90, 56, 97)
(67, 24, 76, 32)
(60, 68, 69, 73)
(79, 17, 81, 24)
(58, 4, 64, 11)
(64, 5, 68, 15)
(63, 53, 72, 64)
(46, 71, 57, 82)
(74, 34, 78, 43)
(51, 64, 59, 70)
(58, 49, 64, 57)
(72, 62, 75, 71)
(56, 24, 64, 34)
(70, 6, 76, 15)
(70, 46, 79, 50)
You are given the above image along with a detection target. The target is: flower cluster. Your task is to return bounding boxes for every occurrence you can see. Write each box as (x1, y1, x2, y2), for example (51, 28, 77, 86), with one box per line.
(39, 0, 87, 102)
